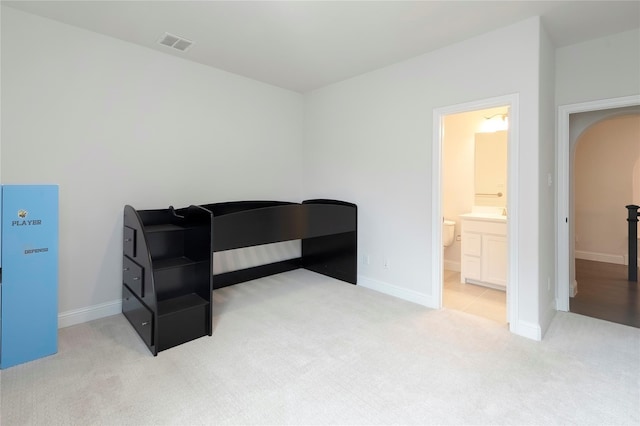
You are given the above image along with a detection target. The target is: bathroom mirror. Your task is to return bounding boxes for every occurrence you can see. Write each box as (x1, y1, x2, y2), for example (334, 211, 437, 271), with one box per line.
(474, 130, 507, 207)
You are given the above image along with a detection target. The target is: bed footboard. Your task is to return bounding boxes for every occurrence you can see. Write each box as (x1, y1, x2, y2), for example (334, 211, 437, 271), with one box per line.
(301, 199, 357, 284)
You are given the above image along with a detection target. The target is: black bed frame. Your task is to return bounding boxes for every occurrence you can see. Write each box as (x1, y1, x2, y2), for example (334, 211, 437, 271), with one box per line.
(122, 199, 357, 355)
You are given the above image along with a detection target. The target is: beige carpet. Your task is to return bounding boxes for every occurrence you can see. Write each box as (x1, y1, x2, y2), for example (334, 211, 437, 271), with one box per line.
(1, 269, 638, 425)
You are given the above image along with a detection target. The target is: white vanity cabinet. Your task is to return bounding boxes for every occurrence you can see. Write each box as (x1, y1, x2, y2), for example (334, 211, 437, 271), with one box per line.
(460, 214, 507, 290)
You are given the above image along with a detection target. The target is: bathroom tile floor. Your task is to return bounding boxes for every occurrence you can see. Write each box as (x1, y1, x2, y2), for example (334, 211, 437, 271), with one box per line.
(443, 269, 507, 323)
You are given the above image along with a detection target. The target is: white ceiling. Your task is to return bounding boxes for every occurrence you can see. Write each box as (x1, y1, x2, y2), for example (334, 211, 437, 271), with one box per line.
(4, 1, 640, 93)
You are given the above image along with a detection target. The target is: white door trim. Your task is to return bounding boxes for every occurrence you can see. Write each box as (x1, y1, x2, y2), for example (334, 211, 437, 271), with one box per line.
(556, 94, 640, 311)
(432, 93, 519, 330)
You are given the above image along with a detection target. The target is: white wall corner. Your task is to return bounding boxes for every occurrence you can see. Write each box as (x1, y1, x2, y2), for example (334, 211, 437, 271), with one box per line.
(357, 275, 436, 308)
(58, 299, 122, 329)
(539, 298, 557, 339)
(512, 319, 542, 341)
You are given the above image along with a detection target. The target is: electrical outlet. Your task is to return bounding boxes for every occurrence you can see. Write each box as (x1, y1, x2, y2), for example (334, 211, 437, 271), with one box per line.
(456, 234, 461, 241)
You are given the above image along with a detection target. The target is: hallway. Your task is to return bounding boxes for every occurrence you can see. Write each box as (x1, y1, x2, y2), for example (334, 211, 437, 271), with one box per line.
(570, 259, 639, 328)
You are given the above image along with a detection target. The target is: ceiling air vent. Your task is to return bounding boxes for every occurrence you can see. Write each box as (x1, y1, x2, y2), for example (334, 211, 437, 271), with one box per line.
(158, 32, 193, 52)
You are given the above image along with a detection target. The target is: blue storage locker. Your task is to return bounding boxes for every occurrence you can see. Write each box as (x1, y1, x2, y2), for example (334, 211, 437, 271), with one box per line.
(1, 185, 59, 369)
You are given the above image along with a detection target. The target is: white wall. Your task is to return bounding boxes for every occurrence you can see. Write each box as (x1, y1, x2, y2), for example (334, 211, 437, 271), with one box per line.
(537, 22, 556, 335)
(1, 7, 304, 322)
(303, 17, 543, 336)
(556, 29, 640, 106)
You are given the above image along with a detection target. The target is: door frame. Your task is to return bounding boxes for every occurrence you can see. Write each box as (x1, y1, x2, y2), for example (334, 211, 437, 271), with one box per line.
(431, 93, 519, 330)
(555, 94, 640, 311)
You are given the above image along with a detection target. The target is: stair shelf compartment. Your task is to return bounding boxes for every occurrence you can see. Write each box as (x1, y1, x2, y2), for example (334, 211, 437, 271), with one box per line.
(123, 205, 212, 356)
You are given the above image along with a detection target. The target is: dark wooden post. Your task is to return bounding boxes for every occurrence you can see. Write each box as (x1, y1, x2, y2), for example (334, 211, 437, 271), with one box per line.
(626, 205, 639, 282)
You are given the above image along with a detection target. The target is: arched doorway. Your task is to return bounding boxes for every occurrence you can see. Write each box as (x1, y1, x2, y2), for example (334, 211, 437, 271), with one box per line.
(570, 113, 640, 327)
(556, 95, 640, 327)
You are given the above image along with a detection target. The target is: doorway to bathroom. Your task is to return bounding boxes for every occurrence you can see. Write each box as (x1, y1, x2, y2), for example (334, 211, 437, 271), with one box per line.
(431, 94, 519, 330)
(441, 106, 509, 323)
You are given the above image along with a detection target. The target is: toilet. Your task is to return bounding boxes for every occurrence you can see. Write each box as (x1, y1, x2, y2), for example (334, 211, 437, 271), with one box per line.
(443, 219, 455, 247)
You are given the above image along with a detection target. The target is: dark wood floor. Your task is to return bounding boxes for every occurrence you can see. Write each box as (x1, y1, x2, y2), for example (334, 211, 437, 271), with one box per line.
(570, 259, 639, 328)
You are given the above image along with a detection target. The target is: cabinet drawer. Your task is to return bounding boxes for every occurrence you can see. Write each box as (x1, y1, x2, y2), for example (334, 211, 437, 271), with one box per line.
(124, 226, 136, 258)
(122, 286, 153, 347)
(462, 232, 482, 256)
(123, 256, 144, 297)
(462, 219, 506, 236)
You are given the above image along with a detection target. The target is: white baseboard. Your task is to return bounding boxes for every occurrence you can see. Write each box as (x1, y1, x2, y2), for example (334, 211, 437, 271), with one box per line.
(358, 275, 435, 308)
(575, 250, 624, 265)
(443, 259, 460, 272)
(511, 319, 542, 341)
(58, 299, 122, 329)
